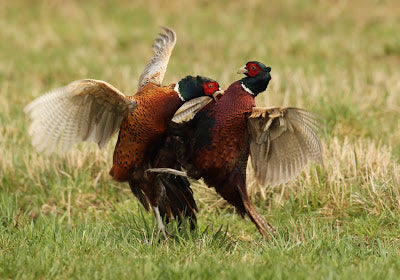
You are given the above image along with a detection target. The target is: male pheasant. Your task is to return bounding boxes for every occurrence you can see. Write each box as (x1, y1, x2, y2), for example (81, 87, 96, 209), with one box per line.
(154, 61, 323, 237)
(25, 27, 221, 238)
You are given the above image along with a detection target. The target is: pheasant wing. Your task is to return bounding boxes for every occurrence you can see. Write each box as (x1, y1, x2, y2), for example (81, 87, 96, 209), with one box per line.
(247, 106, 323, 187)
(25, 79, 137, 154)
(137, 27, 177, 90)
(172, 96, 213, 123)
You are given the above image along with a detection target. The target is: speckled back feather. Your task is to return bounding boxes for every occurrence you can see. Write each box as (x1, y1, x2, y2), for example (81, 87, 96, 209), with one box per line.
(191, 82, 255, 174)
(110, 83, 179, 181)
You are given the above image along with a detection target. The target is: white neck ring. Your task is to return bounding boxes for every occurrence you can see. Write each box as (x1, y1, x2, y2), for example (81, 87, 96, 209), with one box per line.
(240, 82, 254, 95)
(174, 83, 185, 101)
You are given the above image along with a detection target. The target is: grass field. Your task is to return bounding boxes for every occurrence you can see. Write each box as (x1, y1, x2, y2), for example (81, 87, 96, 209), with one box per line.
(1, 0, 400, 279)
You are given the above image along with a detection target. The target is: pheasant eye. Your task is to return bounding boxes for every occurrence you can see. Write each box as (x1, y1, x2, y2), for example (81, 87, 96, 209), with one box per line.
(204, 82, 218, 95)
(247, 63, 261, 77)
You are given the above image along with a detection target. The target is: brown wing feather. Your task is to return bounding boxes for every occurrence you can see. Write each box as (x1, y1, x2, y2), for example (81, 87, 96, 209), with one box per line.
(137, 27, 177, 90)
(24, 79, 137, 154)
(172, 96, 213, 123)
(248, 107, 323, 187)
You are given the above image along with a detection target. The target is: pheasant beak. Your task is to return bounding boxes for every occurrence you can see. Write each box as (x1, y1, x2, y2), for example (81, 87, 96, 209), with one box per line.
(237, 66, 248, 74)
(212, 89, 225, 101)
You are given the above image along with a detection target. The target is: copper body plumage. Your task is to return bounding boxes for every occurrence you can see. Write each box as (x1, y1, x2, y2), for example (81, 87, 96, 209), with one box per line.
(191, 81, 276, 236)
(109, 83, 180, 182)
(25, 27, 222, 238)
(158, 61, 323, 237)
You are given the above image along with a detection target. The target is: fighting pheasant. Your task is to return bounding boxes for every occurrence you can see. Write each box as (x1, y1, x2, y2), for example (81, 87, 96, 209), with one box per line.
(153, 61, 323, 237)
(25, 27, 222, 238)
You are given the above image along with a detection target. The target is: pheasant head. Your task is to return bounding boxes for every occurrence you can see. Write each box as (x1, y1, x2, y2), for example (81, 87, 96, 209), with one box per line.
(175, 76, 221, 101)
(237, 61, 271, 96)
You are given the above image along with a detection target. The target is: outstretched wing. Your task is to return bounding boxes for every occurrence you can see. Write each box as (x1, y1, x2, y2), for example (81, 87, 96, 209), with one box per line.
(137, 26, 177, 90)
(25, 79, 137, 154)
(247, 107, 323, 187)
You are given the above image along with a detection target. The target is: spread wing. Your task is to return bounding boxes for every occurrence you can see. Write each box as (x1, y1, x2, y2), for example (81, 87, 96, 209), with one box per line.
(247, 106, 323, 187)
(137, 26, 177, 90)
(24, 79, 137, 154)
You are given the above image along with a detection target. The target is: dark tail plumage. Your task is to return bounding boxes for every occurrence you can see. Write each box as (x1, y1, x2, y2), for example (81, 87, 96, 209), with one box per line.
(151, 125, 198, 230)
(129, 180, 150, 211)
(158, 174, 197, 230)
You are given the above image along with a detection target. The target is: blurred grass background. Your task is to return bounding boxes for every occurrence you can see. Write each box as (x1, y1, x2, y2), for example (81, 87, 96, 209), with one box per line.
(1, 0, 400, 279)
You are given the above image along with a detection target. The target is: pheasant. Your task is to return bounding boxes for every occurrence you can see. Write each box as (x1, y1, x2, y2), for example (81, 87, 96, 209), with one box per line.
(152, 61, 323, 237)
(24, 27, 222, 238)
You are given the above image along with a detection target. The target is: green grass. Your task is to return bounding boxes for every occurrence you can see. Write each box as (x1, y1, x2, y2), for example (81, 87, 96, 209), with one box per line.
(3, 196, 400, 279)
(1, 0, 400, 279)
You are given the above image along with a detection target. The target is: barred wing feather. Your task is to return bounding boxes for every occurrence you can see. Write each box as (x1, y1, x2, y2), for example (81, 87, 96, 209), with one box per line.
(137, 27, 177, 90)
(24, 79, 137, 154)
(172, 96, 213, 123)
(247, 107, 323, 187)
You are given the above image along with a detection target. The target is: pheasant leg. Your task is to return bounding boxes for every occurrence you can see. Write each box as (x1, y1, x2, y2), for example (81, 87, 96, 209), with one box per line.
(152, 206, 168, 240)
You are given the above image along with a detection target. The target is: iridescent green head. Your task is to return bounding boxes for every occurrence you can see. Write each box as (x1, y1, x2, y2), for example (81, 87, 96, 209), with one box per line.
(175, 76, 221, 101)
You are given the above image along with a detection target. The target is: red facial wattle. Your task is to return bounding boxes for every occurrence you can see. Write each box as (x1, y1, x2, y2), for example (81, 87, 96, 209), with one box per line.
(203, 82, 219, 96)
(246, 63, 262, 77)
